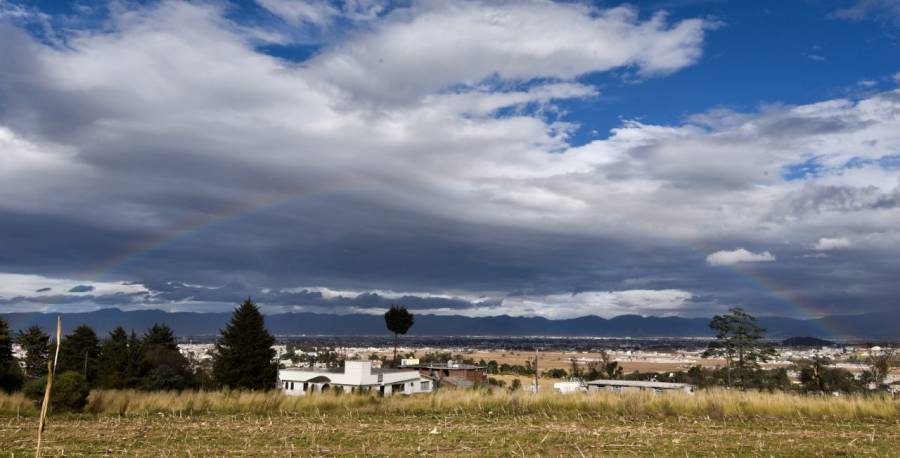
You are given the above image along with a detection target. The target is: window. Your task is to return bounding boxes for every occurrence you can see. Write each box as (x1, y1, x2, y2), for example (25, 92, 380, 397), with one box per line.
(303, 382, 308, 391)
(420, 381, 430, 391)
(394, 383, 405, 392)
(290, 382, 294, 390)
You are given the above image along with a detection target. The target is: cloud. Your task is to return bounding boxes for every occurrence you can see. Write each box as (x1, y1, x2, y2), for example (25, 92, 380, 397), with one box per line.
(0, 1, 899, 319)
(257, 0, 340, 26)
(308, 2, 709, 103)
(67, 284, 95, 293)
(706, 249, 776, 266)
(832, 0, 900, 25)
(813, 237, 852, 251)
(0, 273, 148, 304)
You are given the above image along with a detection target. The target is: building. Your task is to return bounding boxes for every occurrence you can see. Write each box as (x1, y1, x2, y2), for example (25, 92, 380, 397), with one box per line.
(278, 360, 433, 396)
(586, 379, 694, 394)
(403, 360, 486, 387)
(553, 381, 586, 394)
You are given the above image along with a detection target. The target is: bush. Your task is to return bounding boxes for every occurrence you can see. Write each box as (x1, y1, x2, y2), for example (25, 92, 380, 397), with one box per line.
(23, 371, 90, 412)
(0, 360, 24, 394)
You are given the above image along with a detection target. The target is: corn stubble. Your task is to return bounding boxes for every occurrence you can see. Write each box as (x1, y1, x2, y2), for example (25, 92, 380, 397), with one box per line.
(2, 389, 898, 456)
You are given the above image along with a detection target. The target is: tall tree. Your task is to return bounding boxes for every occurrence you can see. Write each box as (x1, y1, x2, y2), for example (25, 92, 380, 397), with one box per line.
(702, 308, 776, 388)
(97, 327, 131, 389)
(384, 305, 414, 363)
(0, 318, 24, 393)
(16, 325, 50, 379)
(124, 331, 146, 388)
(213, 298, 276, 390)
(143, 324, 179, 351)
(141, 323, 192, 390)
(57, 325, 101, 385)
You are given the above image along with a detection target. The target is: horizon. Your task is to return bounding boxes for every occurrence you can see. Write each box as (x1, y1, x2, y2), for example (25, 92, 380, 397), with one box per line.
(1, 0, 899, 327)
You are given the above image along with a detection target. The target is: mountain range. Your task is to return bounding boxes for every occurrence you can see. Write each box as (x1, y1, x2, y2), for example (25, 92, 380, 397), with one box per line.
(2, 308, 898, 340)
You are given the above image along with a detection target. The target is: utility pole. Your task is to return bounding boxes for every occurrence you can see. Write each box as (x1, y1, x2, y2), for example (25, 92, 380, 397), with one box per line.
(533, 348, 539, 393)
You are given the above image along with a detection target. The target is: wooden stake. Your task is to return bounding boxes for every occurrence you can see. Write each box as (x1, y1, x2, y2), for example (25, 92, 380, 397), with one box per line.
(36, 316, 61, 458)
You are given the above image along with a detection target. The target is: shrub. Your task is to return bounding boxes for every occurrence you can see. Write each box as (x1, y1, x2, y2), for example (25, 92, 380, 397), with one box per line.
(23, 371, 90, 412)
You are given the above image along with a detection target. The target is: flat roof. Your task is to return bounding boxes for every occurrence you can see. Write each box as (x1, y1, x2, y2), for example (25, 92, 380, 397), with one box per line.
(280, 367, 413, 374)
(407, 363, 483, 370)
(586, 379, 692, 389)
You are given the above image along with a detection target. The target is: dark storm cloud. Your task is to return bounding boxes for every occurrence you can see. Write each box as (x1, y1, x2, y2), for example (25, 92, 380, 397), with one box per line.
(68, 284, 94, 293)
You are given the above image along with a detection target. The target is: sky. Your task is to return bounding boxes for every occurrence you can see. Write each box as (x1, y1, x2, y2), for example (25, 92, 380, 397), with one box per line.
(1, 0, 899, 320)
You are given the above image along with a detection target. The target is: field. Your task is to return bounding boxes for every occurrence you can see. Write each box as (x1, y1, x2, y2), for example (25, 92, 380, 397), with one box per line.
(3, 390, 900, 456)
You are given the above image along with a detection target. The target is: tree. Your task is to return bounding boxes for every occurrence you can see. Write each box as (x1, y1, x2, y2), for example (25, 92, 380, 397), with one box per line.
(599, 350, 623, 380)
(213, 298, 276, 390)
(568, 358, 582, 378)
(23, 371, 90, 412)
(867, 349, 895, 386)
(97, 327, 131, 389)
(0, 318, 24, 393)
(143, 323, 179, 351)
(16, 325, 50, 379)
(702, 308, 776, 389)
(140, 324, 192, 390)
(383, 305, 414, 363)
(57, 325, 101, 385)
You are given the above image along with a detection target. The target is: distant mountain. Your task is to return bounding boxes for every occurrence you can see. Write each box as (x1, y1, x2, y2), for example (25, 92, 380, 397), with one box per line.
(2, 308, 898, 339)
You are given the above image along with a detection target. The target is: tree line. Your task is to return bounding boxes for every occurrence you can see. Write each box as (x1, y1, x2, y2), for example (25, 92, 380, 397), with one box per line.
(0, 298, 278, 408)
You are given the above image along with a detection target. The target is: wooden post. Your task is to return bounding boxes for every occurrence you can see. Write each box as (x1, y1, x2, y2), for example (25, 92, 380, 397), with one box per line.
(36, 316, 62, 458)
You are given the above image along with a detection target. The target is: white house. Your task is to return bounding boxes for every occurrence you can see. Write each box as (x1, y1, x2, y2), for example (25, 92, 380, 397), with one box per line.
(278, 360, 433, 396)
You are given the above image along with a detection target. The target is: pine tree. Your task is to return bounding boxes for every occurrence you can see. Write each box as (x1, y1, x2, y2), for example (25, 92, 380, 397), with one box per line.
(213, 298, 276, 390)
(141, 323, 192, 390)
(16, 325, 50, 379)
(0, 318, 24, 393)
(97, 327, 131, 389)
(702, 308, 777, 389)
(124, 331, 146, 388)
(57, 325, 101, 385)
(143, 324, 179, 351)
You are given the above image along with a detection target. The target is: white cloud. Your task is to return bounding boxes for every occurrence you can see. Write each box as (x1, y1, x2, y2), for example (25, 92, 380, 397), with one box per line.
(0, 273, 148, 300)
(706, 249, 776, 266)
(257, 0, 340, 26)
(407, 289, 694, 319)
(308, 2, 708, 103)
(813, 237, 852, 251)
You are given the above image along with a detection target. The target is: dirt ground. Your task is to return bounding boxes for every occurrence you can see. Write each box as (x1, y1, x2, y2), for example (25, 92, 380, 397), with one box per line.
(3, 412, 898, 457)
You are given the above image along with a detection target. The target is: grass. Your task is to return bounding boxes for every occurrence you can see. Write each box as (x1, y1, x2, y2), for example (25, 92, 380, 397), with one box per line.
(2, 389, 899, 456)
(77, 388, 900, 420)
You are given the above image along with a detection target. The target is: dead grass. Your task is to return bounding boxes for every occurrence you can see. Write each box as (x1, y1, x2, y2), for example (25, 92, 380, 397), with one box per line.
(59, 388, 900, 420)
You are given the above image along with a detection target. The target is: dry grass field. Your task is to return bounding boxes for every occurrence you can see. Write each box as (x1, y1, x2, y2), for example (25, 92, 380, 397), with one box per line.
(2, 389, 900, 456)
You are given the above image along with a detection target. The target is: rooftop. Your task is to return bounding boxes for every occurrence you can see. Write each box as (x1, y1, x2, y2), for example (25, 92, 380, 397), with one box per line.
(280, 366, 413, 374)
(407, 363, 483, 370)
(586, 379, 692, 389)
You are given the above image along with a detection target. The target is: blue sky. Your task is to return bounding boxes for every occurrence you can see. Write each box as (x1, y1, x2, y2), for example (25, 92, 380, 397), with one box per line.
(1, 0, 899, 321)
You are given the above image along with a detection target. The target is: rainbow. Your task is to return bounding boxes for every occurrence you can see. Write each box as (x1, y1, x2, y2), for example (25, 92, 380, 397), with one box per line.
(693, 242, 841, 339)
(81, 189, 844, 338)
(84, 178, 359, 281)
